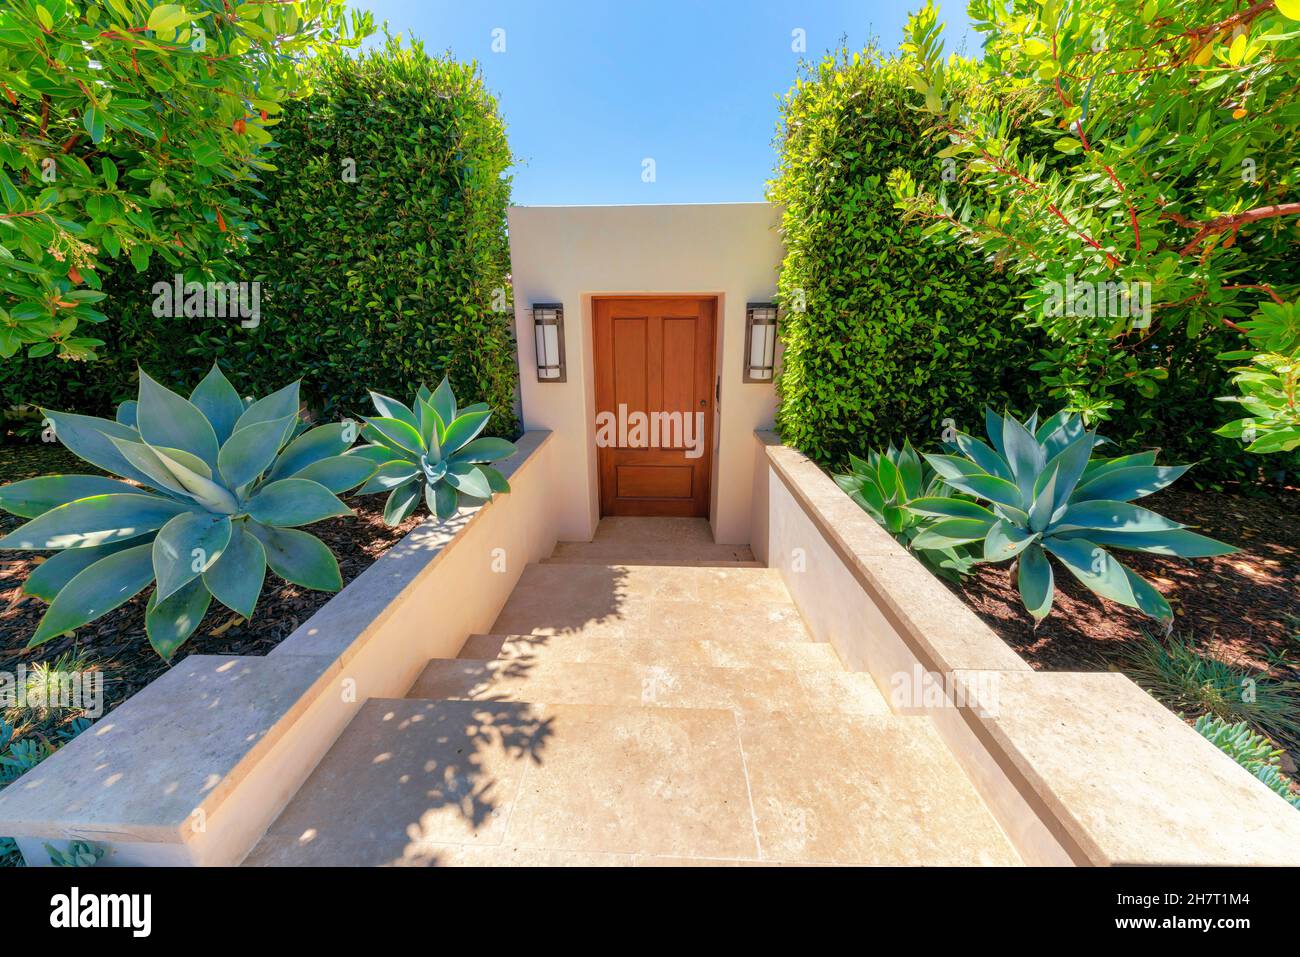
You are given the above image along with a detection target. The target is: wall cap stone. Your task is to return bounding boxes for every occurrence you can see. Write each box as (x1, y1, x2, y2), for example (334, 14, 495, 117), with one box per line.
(761, 433, 1300, 865)
(0, 431, 553, 853)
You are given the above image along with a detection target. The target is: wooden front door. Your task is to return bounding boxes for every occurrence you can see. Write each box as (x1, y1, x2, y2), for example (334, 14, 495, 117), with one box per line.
(594, 297, 715, 517)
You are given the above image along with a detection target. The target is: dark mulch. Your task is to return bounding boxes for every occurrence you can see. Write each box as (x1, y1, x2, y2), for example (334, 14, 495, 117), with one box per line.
(946, 484, 1300, 677)
(1, 442, 423, 720)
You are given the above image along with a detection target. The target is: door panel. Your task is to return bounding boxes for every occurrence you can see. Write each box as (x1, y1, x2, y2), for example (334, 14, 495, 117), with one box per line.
(595, 298, 715, 517)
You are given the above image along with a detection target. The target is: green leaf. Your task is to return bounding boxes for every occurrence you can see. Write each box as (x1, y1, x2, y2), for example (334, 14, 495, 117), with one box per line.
(83, 106, 105, 144)
(1071, 465, 1191, 502)
(107, 435, 193, 498)
(269, 423, 354, 480)
(1056, 527, 1236, 557)
(953, 433, 1012, 480)
(30, 543, 156, 647)
(233, 381, 300, 434)
(146, 578, 212, 660)
(1246, 428, 1300, 454)
(1042, 537, 1140, 610)
(294, 455, 377, 494)
(245, 479, 351, 527)
(433, 481, 459, 520)
(218, 414, 297, 490)
(906, 497, 996, 521)
(937, 471, 1025, 511)
(203, 525, 266, 619)
(23, 538, 152, 601)
(1027, 468, 1058, 532)
(0, 493, 191, 550)
(911, 518, 992, 549)
(1001, 414, 1045, 504)
(363, 415, 426, 458)
(0, 475, 140, 519)
(346, 444, 407, 467)
(384, 480, 423, 525)
(923, 453, 985, 481)
(478, 465, 510, 494)
(417, 397, 444, 456)
(431, 376, 457, 427)
(1054, 500, 1185, 534)
(1017, 544, 1054, 621)
(984, 520, 1037, 562)
(137, 370, 220, 470)
(189, 364, 245, 444)
(449, 436, 515, 464)
(247, 522, 342, 591)
(444, 462, 492, 499)
(358, 461, 421, 495)
(37, 410, 157, 487)
(152, 511, 231, 602)
(147, 4, 191, 32)
(368, 391, 419, 431)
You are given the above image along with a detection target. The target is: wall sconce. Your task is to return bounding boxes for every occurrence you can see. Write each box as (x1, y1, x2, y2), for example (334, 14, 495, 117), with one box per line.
(532, 303, 566, 382)
(743, 302, 778, 382)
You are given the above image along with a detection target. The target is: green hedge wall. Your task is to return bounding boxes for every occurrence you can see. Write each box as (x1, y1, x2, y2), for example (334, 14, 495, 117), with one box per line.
(1, 38, 518, 435)
(769, 49, 1268, 483)
(768, 50, 1051, 468)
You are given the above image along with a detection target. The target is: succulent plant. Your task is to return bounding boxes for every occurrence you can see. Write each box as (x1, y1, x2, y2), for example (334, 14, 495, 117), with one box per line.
(351, 378, 517, 525)
(834, 441, 977, 582)
(0, 366, 376, 659)
(1193, 714, 1300, 811)
(911, 408, 1237, 622)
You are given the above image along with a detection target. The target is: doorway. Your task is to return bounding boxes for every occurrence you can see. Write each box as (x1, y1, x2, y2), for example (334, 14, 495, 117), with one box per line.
(592, 297, 716, 517)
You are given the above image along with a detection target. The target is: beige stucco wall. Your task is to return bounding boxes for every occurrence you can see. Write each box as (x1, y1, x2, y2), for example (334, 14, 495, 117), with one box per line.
(758, 433, 1300, 866)
(508, 203, 784, 545)
(1, 434, 559, 866)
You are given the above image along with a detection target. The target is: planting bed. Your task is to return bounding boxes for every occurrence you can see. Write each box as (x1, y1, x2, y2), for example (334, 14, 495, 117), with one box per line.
(0, 443, 423, 722)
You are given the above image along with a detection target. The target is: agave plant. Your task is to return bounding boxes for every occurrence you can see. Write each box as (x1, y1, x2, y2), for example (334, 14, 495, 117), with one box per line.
(909, 408, 1236, 622)
(350, 378, 517, 525)
(834, 441, 976, 582)
(0, 366, 377, 659)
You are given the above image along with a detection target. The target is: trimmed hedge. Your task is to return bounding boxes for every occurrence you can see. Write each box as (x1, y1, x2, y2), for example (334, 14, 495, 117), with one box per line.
(769, 48, 1266, 483)
(1, 38, 518, 436)
(768, 50, 1050, 468)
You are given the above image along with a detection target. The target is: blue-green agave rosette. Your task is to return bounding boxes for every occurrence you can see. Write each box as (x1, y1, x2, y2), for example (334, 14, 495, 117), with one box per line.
(0, 366, 377, 659)
(910, 408, 1237, 623)
(350, 378, 517, 525)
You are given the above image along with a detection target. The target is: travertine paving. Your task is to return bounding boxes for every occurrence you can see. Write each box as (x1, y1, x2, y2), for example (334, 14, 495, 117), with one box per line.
(246, 518, 1019, 866)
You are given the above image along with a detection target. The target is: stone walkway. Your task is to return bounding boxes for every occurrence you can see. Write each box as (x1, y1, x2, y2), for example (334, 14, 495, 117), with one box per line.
(246, 518, 1019, 866)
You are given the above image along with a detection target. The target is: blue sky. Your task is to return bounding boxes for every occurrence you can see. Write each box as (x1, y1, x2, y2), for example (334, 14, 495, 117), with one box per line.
(352, 1, 980, 206)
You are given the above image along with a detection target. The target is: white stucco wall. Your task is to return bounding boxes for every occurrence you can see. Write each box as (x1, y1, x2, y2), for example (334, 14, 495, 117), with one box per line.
(508, 202, 784, 544)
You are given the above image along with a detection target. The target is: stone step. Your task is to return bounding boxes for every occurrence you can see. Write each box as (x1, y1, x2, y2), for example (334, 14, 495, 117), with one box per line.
(490, 563, 810, 642)
(548, 543, 758, 564)
(548, 516, 756, 565)
(243, 698, 1019, 866)
(408, 657, 890, 716)
(542, 556, 764, 568)
(458, 633, 845, 671)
